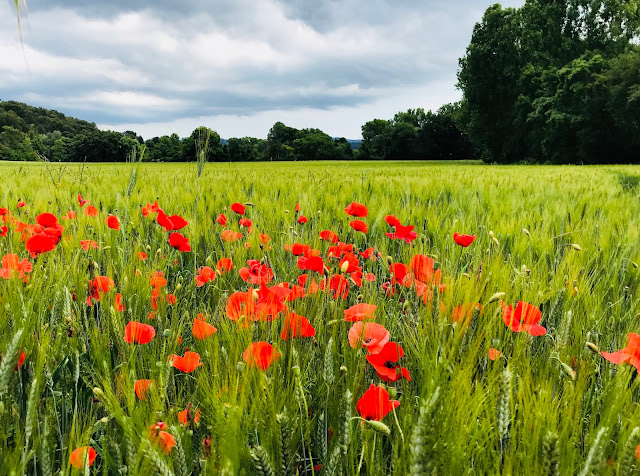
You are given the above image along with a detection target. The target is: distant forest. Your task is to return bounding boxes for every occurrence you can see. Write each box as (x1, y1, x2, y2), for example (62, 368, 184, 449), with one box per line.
(0, 100, 473, 163)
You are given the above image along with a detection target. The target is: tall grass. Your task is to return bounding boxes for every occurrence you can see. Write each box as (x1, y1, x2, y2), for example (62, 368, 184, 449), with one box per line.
(0, 161, 639, 474)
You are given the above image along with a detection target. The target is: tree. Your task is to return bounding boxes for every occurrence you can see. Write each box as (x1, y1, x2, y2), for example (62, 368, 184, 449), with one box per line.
(0, 126, 38, 161)
(181, 127, 222, 162)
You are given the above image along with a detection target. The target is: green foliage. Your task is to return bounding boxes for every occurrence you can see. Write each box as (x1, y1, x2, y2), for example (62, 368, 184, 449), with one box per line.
(0, 161, 639, 473)
(360, 106, 474, 161)
(458, 1, 640, 164)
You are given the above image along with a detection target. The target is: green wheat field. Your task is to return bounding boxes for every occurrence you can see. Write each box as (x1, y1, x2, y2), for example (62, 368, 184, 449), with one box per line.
(1, 160, 640, 475)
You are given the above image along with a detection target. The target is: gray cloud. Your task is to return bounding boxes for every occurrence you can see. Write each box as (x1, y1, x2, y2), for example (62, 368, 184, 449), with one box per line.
(0, 0, 525, 138)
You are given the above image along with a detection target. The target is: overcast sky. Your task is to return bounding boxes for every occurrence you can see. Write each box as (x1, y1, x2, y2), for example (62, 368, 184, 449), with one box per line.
(0, 0, 525, 139)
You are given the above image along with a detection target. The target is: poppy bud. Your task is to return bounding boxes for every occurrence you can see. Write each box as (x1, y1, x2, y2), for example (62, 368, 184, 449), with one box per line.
(93, 261, 99, 271)
(93, 387, 105, 400)
(175, 283, 182, 292)
(357, 294, 364, 302)
(340, 261, 349, 273)
(135, 269, 142, 277)
(522, 228, 530, 236)
(632, 261, 639, 269)
(386, 256, 393, 265)
(402, 301, 410, 311)
(462, 273, 471, 278)
(252, 289, 259, 301)
(156, 248, 162, 257)
(163, 329, 172, 338)
(387, 387, 398, 399)
(146, 245, 152, 252)
(292, 366, 301, 377)
(487, 292, 505, 304)
(571, 244, 582, 251)
(364, 419, 391, 435)
(340, 365, 347, 373)
(236, 362, 245, 373)
(585, 342, 600, 354)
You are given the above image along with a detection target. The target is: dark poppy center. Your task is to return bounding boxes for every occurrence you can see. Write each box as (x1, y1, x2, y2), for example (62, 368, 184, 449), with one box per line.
(385, 361, 395, 369)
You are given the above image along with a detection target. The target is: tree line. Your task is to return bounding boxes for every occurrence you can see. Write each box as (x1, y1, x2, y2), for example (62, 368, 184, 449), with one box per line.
(457, 0, 640, 164)
(0, 100, 472, 163)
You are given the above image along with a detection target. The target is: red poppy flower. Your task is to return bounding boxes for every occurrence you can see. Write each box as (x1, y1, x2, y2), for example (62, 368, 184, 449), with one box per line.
(339, 253, 360, 273)
(80, 240, 98, 250)
(384, 215, 402, 227)
(62, 210, 77, 221)
(14, 350, 26, 371)
(366, 342, 411, 382)
(349, 220, 368, 234)
(488, 348, 501, 361)
(297, 255, 325, 274)
(344, 303, 377, 322)
(226, 290, 256, 322)
(106, 215, 120, 230)
(255, 283, 289, 321)
(239, 259, 274, 284)
(356, 384, 400, 421)
(114, 293, 125, 312)
(25, 233, 58, 258)
(280, 312, 316, 340)
(386, 224, 418, 244)
(16, 201, 26, 208)
(77, 194, 89, 207)
(195, 266, 216, 287)
(84, 205, 99, 217)
(36, 213, 58, 228)
(348, 321, 390, 354)
(231, 202, 246, 215)
(501, 301, 546, 336)
(0, 254, 32, 279)
(601, 333, 640, 371)
(319, 230, 339, 243)
(169, 232, 191, 252)
(156, 209, 188, 231)
(150, 271, 167, 288)
(178, 404, 201, 426)
(221, 230, 242, 242)
(450, 302, 483, 325)
(124, 321, 155, 344)
(134, 379, 154, 400)
(216, 214, 227, 226)
(323, 274, 349, 299)
(359, 248, 377, 260)
(137, 251, 147, 261)
(287, 242, 310, 256)
(243, 342, 280, 370)
(409, 254, 441, 285)
(169, 351, 203, 373)
(364, 272, 376, 282)
(453, 232, 476, 247)
(149, 422, 176, 455)
(345, 202, 368, 217)
(87, 276, 115, 305)
(217, 258, 233, 274)
(297, 215, 308, 224)
(0, 225, 7, 237)
(193, 318, 218, 340)
(239, 218, 252, 228)
(166, 294, 177, 305)
(69, 446, 97, 469)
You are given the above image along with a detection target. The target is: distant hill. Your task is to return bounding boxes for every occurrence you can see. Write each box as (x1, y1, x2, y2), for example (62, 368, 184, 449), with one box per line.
(0, 100, 98, 137)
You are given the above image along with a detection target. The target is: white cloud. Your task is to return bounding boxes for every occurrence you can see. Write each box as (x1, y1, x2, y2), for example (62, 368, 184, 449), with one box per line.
(0, 0, 526, 138)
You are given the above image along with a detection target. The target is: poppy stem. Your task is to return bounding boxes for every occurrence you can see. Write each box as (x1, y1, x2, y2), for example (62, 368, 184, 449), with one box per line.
(392, 404, 405, 444)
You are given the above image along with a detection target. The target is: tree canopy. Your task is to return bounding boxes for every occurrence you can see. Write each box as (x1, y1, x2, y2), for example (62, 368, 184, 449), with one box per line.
(457, 0, 640, 164)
